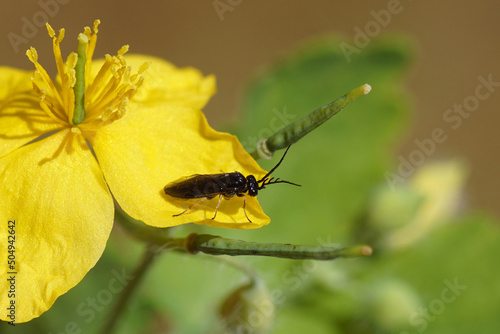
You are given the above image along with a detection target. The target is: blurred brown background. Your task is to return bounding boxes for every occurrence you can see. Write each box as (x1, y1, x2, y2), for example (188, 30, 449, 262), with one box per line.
(1, 0, 498, 216)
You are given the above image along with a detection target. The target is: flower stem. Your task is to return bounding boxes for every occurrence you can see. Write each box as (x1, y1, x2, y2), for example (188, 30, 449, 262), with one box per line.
(100, 246, 158, 334)
(115, 208, 181, 247)
(214, 255, 258, 284)
(72, 33, 88, 125)
(251, 84, 372, 160)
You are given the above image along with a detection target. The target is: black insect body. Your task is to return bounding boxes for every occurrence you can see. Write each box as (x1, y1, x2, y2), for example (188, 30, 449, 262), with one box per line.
(164, 146, 299, 223)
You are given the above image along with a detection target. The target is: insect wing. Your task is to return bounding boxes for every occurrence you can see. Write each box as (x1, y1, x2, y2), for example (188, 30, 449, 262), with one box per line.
(164, 174, 227, 199)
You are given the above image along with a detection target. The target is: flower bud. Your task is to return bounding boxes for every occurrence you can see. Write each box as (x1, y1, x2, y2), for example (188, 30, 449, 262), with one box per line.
(219, 280, 275, 334)
(368, 279, 422, 332)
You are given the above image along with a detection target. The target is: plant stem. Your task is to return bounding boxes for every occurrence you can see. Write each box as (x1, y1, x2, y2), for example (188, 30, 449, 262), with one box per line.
(100, 246, 158, 334)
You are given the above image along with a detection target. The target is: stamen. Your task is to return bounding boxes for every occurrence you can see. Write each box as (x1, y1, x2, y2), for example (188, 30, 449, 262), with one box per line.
(84, 20, 100, 82)
(26, 48, 63, 109)
(27, 20, 150, 131)
(26, 47, 67, 122)
(47, 24, 73, 119)
(85, 54, 114, 98)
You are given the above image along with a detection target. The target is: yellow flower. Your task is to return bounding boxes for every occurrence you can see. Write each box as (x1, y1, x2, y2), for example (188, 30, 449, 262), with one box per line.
(0, 20, 269, 323)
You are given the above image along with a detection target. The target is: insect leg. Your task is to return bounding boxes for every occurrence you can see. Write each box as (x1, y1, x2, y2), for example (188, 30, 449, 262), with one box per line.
(173, 197, 208, 217)
(242, 194, 253, 224)
(212, 194, 223, 220)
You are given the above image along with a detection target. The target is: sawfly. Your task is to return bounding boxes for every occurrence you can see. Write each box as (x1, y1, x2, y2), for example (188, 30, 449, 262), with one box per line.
(164, 146, 299, 223)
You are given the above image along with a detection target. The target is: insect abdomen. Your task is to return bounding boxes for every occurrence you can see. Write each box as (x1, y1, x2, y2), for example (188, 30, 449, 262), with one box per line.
(164, 174, 219, 199)
(164, 173, 247, 199)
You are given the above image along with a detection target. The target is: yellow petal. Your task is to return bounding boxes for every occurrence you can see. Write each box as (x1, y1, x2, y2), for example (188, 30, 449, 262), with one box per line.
(90, 54, 216, 110)
(0, 129, 114, 322)
(91, 102, 270, 229)
(0, 67, 61, 157)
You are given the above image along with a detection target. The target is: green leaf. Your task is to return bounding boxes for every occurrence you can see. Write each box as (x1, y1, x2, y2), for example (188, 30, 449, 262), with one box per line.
(368, 214, 500, 333)
(232, 35, 413, 244)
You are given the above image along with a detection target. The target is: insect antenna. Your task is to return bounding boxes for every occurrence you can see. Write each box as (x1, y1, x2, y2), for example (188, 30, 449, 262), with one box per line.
(261, 177, 301, 188)
(257, 146, 291, 183)
(257, 146, 300, 189)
